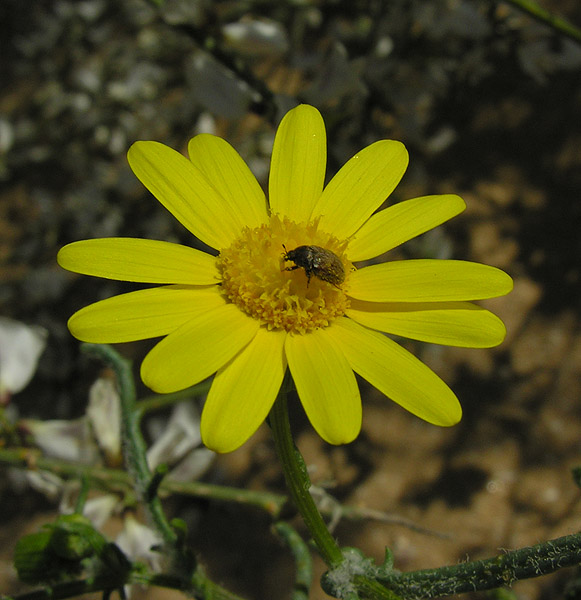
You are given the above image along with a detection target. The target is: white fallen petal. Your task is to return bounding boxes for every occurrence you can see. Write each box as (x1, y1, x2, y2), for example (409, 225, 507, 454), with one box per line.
(87, 377, 121, 464)
(82, 494, 119, 529)
(168, 447, 215, 482)
(146, 402, 203, 471)
(0, 317, 48, 398)
(26, 470, 64, 501)
(116, 515, 163, 571)
(22, 417, 99, 464)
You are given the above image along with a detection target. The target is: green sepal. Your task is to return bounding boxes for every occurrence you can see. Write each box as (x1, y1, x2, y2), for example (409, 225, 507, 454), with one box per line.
(49, 514, 107, 560)
(14, 514, 111, 584)
(375, 547, 396, 581)
(14, 530, 78, 584)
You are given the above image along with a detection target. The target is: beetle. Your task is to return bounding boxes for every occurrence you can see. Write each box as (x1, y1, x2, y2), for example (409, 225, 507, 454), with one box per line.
(282, 244, 345, 287)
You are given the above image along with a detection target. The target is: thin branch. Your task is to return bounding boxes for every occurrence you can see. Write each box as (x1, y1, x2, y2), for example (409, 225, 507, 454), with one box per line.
(6, 566, 250, 600)
(0, 448, 287, 516)
(500, 0, 581, 44)
(273, 522, 313, 600)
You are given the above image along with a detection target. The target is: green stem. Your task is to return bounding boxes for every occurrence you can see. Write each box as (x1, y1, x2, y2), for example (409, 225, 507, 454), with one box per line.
(268, 381, 343, 568)
(81, 344, 177, 547)
(0, 447, 286, 516)
(73, 476, 90, 513)
(382, 532, 581, 598)
(7, 565, 249, 600)
(268, 382, 404, 600)
(165, 477, 286, 517)
(353, 576, 405, 600)
(500, 0, 581, 44)
(2, 577, 113, 600)
(273, 522, 312, 600)
(144, 565, 249, 600)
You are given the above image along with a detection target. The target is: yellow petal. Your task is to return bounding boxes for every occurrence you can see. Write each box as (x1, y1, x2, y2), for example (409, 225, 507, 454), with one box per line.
(140, 304, 260, 394)
(68, 285, 225, 343)
(127, 141, 244, 249)
(312, 140, 409, 239)
(201, 328, 287, 453)
(349, 260, 513, 302)
(347, 300, 506, 348)
(285, 329, 361, 445)
(268, 105, 326, 222)
(188, 134, 268, 230)
(348, 194, 466, 261)
(57, 239, 219, 284)
(327, 318, 461, 426)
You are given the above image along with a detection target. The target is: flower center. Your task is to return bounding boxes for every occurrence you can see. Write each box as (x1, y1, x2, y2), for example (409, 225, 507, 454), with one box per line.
(217, 215, 353, 334)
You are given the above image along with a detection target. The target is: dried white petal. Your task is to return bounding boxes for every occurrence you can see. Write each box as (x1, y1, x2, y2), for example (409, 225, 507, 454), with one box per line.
(87, 377, 121, 463)
(83, 494, 119, 529)
(168, 447, 215, 482)
(22, 417, 99, 464)
(0, 317, 48, 398)
(26, 470, 64, 501)
(146, 402, 203, 471)
(116, 515, 162, 571)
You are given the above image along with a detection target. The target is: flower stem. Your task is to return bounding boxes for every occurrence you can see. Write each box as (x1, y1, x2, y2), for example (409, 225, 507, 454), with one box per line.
(81, 344, 177, 547)
(269, 379, 344, 568)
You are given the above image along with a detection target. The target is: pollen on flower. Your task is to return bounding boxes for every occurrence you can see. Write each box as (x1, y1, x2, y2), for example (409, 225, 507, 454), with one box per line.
(218, 215, 352, 334)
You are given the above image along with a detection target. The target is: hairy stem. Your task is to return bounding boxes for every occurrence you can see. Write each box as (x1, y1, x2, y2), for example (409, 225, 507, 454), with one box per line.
(269, 382, 343, 567)
(383, 533, 581, 598)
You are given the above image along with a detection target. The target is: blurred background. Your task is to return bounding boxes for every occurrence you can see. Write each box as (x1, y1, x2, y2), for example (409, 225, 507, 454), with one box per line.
(1, 0, 581, 598)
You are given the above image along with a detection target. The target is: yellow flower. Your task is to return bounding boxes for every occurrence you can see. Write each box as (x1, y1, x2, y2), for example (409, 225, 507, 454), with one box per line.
(58, 105, 512, 453)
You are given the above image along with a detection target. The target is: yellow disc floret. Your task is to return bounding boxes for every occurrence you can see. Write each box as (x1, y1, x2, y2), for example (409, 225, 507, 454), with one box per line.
(218, 215, 353, 334)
